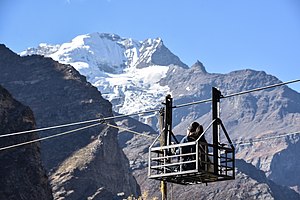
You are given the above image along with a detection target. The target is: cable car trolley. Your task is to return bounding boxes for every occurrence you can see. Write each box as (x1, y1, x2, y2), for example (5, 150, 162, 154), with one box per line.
(148, 87, 235, 185)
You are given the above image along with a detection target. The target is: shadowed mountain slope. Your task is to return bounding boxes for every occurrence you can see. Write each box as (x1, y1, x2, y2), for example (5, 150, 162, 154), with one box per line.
(0, 44, 140, 199)
(0, 85, 53, 200)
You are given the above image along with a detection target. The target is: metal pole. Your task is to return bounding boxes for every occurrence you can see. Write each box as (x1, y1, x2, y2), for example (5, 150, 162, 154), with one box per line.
(159, 108, 165, 149)
(161, 181, 167, 200)
(160, 94, 173, 200)
(165, 94, 173, 147)
(212, 87, 221, 175)
(159, 108, 167, 200)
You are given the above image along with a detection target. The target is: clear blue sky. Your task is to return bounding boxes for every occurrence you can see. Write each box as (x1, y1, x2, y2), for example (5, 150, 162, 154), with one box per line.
(1, 0, 300, 92)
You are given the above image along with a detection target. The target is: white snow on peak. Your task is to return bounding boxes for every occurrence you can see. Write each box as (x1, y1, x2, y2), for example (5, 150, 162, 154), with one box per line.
(136, 38, 162, 66)
(118, 38, 141, 68)
(48, 33, 127, 74)
(20, 43, 60, 56)
(20, 33, 164, 74)
(20, 33, 171, 127)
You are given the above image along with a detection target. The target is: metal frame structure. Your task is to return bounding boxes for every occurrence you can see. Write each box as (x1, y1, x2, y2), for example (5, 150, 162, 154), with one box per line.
(148, 87, 235, 185)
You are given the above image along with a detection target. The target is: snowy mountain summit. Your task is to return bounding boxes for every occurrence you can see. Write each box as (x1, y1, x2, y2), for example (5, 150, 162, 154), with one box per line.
(21, 32, 188, 126)
(21, 32, 187, 73)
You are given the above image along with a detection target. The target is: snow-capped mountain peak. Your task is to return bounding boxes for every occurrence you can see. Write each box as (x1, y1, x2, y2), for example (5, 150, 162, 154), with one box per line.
(20, 33, 188, 127)
(21, 33, 187, 73)
(50, 33, 127, 74)
(20, 43, 60, 57)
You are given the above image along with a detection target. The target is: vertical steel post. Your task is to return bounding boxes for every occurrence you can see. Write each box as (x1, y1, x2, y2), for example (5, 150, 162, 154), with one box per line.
(159, 108, 165, 152)
(160, 94, 172, 200)
(160, 181, 167, 200)
(159, 108, 167, 200)
(165, 94, 173, 147)
(212, 87, 221, 175)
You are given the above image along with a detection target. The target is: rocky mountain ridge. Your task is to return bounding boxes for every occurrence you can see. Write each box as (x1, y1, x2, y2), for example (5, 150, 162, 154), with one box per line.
(0, 85, 53, 200)
(0, 44, 140, 199)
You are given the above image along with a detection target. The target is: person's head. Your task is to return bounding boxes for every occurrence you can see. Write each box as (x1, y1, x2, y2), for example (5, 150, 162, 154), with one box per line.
(188, 122, 199, 133)
(187, 122, 203, 138)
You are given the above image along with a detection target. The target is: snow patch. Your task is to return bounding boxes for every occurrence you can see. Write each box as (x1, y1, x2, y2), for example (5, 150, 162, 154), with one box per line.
(93, 65, 170, 115)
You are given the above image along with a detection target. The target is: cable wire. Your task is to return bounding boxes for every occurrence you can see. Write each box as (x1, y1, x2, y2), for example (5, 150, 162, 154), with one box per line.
(222, 79, 300, 99)
(0, 119, 102, 139)
(105, 108, 160, 121)
(0, 109, 160, 139)
(233, 131, 300, 146)
(0, 122, 102, 151)
(173, 98, 212, 108)
(173, 79, 300, 108)
(104, 122, 156, 139)
(1, 79, 299, 138)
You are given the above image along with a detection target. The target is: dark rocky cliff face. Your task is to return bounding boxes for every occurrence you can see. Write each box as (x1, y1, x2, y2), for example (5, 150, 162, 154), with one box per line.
(0, 44, 140, 199)
(50, 127, 137, 200)
(0, 85, 53, 200)
(269, 137, 300, 193)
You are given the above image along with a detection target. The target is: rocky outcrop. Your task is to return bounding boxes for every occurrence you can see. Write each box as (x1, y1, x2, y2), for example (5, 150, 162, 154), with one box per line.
(0, 44, 140, 199)
(0, 85, 53, 200)
(269, 136, 300, 193)
(50, 127, 138, 200)
(190, 60, 207, 73)
(135, 38, 188, 69)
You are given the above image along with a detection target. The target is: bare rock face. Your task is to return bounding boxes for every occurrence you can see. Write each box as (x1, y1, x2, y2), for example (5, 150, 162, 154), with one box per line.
(0, 85, 53, 200)
(269, 137, 300, 193)
(50, 127, 137, 200)
(135, 38, 188, 69)
(0, 44, 140, 199)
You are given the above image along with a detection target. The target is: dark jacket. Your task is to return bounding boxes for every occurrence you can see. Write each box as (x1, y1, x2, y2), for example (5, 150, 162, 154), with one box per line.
(178, 135, 208, 171)
(178, 135, 197, 170)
